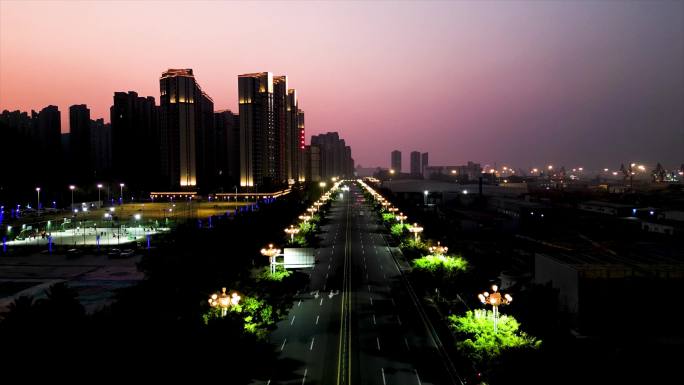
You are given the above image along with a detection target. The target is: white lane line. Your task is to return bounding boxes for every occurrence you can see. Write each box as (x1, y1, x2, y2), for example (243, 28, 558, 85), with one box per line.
(319, 298, 324, 306)
(380, 265, 383, 270)
(381, 368, 387, 385)
(325, 272, 329, 279)
(266, 380, 271, 385)
(315, 315, 319, 325)
(383, 273, 386, 279)
(309, 337, 315, 351)
(302, 368, 308, 385)
(298, 299, 302, 307)
(290, 315, 296, 325)
(397, 315, 402, 325)
(372, 314, 377, 325)
(323, 283, 327, 291)
(404, 337, 410, 350)
(366, 273, 369, 280)
(328, 264, 331, 270)
(370, 296, 373, 305)
(414, 369, 422, 385)
(391, 298, 396, 306)
(368, 285, 371, 292)
(376, 337, 381, 350)
(281, 338, 287, 351)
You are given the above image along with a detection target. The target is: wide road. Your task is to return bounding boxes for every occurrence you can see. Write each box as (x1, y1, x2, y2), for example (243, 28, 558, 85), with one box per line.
(262, 183, 460, 385)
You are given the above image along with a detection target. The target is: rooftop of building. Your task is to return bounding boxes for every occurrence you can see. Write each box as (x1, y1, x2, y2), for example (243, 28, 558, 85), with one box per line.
(161, 68, 194, 78)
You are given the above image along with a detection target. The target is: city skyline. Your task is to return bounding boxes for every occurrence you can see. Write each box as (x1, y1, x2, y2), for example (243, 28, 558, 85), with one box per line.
(1, 1, 682, 170)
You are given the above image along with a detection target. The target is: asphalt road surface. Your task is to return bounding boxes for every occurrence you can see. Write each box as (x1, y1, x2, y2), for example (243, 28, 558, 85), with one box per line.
(262, 183, 460, 385)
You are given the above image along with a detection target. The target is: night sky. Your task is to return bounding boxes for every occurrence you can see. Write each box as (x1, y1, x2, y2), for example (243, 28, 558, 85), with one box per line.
(1, 0, 682, 170)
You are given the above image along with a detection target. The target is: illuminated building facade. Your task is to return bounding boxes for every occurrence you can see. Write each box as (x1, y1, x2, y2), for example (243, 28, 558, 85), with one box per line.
(391, 150, 402, 173)
(160, 69, 212, 189)
(238, 72, 275, 188)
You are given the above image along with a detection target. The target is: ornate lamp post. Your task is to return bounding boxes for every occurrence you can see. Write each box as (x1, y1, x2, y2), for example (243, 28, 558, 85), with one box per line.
(388, 207, 398, 214)
(396, 212, 407, 226)
(429, 241, 448, 256)
(478, 284, 512, 333)
(208, 287, 241, 317)
(408, 223, 423, 242)
(69, 185, 76, 209)
(299, 215, 311, 223)
(261, 243, 281, 274)
(285, 225, 300, 244)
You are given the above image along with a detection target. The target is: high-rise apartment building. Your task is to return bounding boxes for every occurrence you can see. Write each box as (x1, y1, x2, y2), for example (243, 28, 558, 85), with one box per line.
(238, 72, 275, 188)
(310, 132, 354, 180)
(89, 118, 111, 178)
(159, 69, 212, 190)
(214, 109, 240, 188)
(391, 150, 401, 173)
(69, 104, 91, 180)
(421, 152, 429, 177)
(273, 76, 288, 183)
(111, 91, 159, 190)
(296, 108, 305, 181)
(410, 151, 421, 176)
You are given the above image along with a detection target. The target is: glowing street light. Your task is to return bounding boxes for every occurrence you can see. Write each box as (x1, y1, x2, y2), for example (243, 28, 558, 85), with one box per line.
(260, 243, 281, 274)
(208, 287, 241, 317)
(388, 207, 398, 214)
(35, 187, 40, 212)
(285, 225, 300, 244)
(408, 223, 423, 242)
(396, 212, 407, 226)
(299, 214, 311, 223)
(119, 183, 125, 203)
(429, 241, 448, 256)
(97, 184, 103, 207)
(478, 284, 512, 334)
(423, 190, 429, 205)
(69, 185, 76, 209)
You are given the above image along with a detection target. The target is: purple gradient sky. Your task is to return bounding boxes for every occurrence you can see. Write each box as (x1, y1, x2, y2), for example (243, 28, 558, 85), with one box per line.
(1, 0, 682, 170)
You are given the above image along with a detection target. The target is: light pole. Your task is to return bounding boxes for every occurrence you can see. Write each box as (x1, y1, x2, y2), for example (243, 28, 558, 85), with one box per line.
(396, 212, 407, 226)
(134, 213, 141, 238)
(119, 183, 125, 204)
(208, 287, 241, 317)
(299, 215, 311, 223)
(478, 284, 512, 334)
(35, 187, 40, 212)
(319, 181, 327, 197)
(69, 185, 75, 210)
(284, 225, 300, 244)
(261, 244, 281, 275)
(408, 222, 423, 242)
(97, 184, 103, 208)
(389, 169, 395, 188)
(423, 190, 429, 205)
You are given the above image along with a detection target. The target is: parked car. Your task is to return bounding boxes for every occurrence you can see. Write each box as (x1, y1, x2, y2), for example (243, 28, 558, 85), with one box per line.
(66, 248, 83, 258)
(107, 248, 122, 258)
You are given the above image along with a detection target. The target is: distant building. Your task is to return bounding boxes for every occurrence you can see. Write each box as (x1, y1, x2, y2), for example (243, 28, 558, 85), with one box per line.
(111, 91, 159, 190)
(214, 110, 240, 188)
(297, 109, 306, 181)
(310, 132, 354, 180)
(89, 118, 111, 178)
(304, 144, 321, 182)
(69, 104, 91, 180)
(410, 151, 421, 177)
(391, 150, 401, 173)
(421, 152, 429, 177)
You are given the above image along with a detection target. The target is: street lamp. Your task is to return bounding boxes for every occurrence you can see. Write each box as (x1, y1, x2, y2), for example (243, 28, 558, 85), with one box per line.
(299, 214, 311, 223)
(208, 287, 241, 317)
(423, 190, 429, 205)
(35, 187, 40, 212)
(119, 183, 125, 204)
(396, 212, 407, 226)
(388, 207, 398, 214)
(478, 284, 512, 334)
(97, 184, 103, 207)
(408, 222, 423, 242)
(260, 244, 281, 274)
(429, 241, 448, 256)
(69, 185, 76, 209)
(284, 225, 300, 244)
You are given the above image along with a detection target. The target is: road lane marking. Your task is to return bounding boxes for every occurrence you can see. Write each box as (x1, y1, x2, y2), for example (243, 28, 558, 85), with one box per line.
(368, 285, 371, 292)
(391, 298, 396, 306)
(404, 337, 410, 350)
(302, 368, 308, 385)
(291, 316, 296, 325)
(381, 368, 387, 385)
(372, 314, 376, 325)
(369, 296, 373, 305)
(376, 337, 381, 350)
(316, 315, 320, 324)
(280, 338, 287, 351)
(310, 337, 315, 351)
(414, 369, 422, 385)
(298, 300, 302, 307)
(397, 316, 402, 325)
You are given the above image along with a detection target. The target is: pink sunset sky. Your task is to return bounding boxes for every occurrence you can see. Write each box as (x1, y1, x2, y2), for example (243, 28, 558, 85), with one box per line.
(1, 0, 682, 170)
